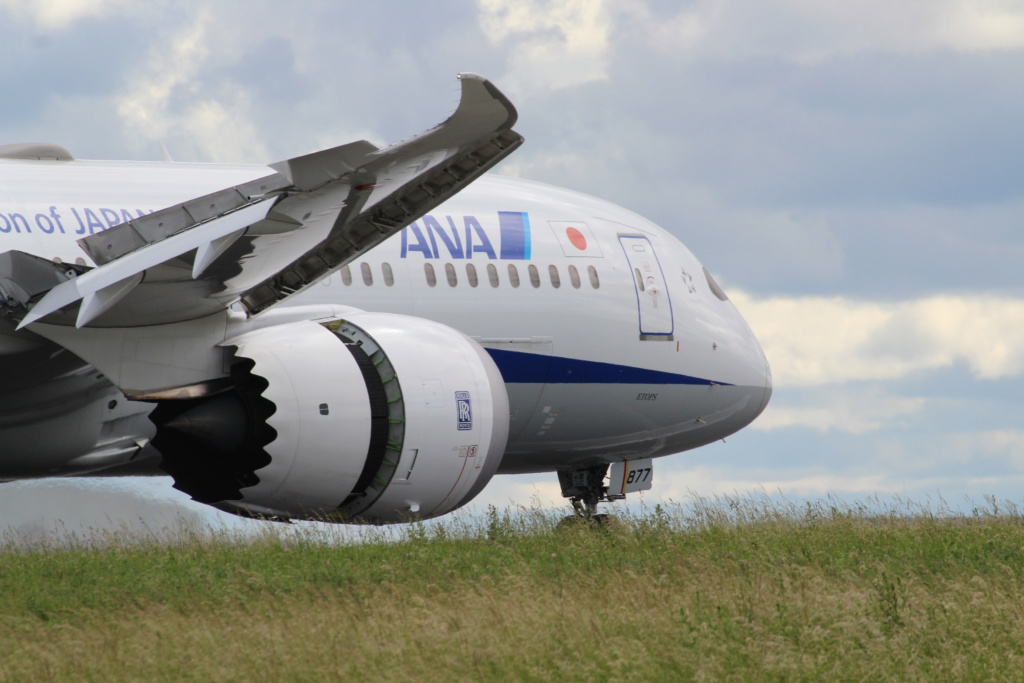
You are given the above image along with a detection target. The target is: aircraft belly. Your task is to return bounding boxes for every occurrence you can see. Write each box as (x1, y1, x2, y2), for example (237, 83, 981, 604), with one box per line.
(503, 382, 549, 442)
(498, 382, 763, 474)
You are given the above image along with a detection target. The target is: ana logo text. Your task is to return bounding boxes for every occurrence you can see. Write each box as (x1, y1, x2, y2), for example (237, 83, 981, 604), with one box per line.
(400, 211, 531, 260)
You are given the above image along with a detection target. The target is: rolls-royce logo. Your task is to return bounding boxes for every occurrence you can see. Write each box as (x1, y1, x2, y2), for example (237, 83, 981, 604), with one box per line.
(456, 391, 472, 430)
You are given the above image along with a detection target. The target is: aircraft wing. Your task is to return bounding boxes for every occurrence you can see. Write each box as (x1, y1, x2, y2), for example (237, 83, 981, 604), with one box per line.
(17, 73, 521, 330)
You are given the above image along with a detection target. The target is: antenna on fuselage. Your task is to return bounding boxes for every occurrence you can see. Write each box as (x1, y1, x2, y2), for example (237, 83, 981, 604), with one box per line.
(158, 141, 174, 163)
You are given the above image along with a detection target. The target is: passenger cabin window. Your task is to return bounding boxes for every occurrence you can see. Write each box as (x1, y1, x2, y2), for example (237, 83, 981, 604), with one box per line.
(633, 268, 645, 292)
(508, 264, 520, 288)
(417, 260, 596, 294)
(528, 264, 541, 288)
(382, 262, 394, 287)
(548, 265, 561, 288)
(340, 265, 352, 286)
(361, 262, 373, 286)
(568, 265, 581, 289)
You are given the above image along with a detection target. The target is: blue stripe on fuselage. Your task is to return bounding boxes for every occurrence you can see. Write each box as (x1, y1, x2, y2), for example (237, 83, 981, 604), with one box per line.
(485, 348, 730, 386)
(498, 211, 530, 260)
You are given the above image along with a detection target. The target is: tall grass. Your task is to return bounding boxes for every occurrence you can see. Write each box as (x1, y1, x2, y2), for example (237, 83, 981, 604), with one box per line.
(3, 494, 1024, 681)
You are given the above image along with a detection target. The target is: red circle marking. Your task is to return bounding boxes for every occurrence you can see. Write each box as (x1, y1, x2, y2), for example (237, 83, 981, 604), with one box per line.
(566, 226, 587, 250)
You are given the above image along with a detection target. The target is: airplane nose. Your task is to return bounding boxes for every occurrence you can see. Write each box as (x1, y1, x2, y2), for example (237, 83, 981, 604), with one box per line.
(758, 356, 773, 417)
(730, 309, 772, 424)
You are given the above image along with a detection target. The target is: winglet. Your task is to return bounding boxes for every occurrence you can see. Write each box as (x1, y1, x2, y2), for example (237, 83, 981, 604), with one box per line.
(454, 72, 518, 131)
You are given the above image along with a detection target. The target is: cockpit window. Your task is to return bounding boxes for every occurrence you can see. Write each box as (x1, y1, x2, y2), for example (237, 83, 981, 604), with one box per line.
(703, 267, 729, 301)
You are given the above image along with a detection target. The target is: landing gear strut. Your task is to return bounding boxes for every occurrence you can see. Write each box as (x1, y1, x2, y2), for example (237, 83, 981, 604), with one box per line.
(557, 464, 610, 519)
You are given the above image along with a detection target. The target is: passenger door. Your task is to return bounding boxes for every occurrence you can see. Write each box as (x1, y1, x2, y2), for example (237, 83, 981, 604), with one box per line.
(619, 235, 674, 341)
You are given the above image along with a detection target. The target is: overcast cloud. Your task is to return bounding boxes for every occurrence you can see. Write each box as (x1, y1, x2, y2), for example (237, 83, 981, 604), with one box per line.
(1, 0, 1022, 532)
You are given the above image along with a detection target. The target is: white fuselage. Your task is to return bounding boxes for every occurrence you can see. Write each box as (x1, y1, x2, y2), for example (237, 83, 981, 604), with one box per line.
(0, 159, 771, 477)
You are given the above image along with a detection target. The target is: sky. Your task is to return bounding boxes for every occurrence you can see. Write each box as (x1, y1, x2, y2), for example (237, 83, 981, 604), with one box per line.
(1, 0, 1023, 534)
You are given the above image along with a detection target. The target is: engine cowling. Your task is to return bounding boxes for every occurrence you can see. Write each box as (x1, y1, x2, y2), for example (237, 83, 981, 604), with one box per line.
(150, 313, 509, 523)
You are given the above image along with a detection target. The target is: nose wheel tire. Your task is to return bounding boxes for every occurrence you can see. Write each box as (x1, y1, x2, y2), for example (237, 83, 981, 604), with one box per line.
(557, 512, 614, 530)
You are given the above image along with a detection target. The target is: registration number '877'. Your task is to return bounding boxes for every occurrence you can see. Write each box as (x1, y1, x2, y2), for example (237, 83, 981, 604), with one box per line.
(608, 458, 654, 497)
(627, 468, 651, 485)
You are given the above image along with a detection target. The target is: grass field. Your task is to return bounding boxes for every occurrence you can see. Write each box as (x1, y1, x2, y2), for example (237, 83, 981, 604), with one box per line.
(3, 494, 1024, 681)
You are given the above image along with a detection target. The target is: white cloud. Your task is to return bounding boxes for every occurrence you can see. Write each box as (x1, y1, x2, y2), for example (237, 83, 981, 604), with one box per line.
(613, 0, 715, 57)
(733, 291, 1024, 387)
(496, 150, 607, 188)
(616, 0, 1024, 62)
(115, 8, 270, 163)
(478, 0, 611, 92)
(656, 460, 1024, 504)
(922, 0, 1024, 52)
(472, 476, 566, 511)
(0, 0, 129, 31)
(934, 430, 1024, 469)
(754, 389, 926, 434)
(655, 465, 902, 499)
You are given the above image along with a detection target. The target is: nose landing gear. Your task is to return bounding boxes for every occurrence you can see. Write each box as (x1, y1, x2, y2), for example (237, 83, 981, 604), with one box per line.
(558, 464, 613, 521)
(557, 459, 653, 527)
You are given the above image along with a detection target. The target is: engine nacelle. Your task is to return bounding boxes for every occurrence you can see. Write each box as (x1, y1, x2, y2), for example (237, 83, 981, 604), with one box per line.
(150, 313, 509, 523)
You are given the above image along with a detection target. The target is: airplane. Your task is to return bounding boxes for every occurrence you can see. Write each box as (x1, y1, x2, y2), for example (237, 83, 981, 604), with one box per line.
(0, 74, 771, 524)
